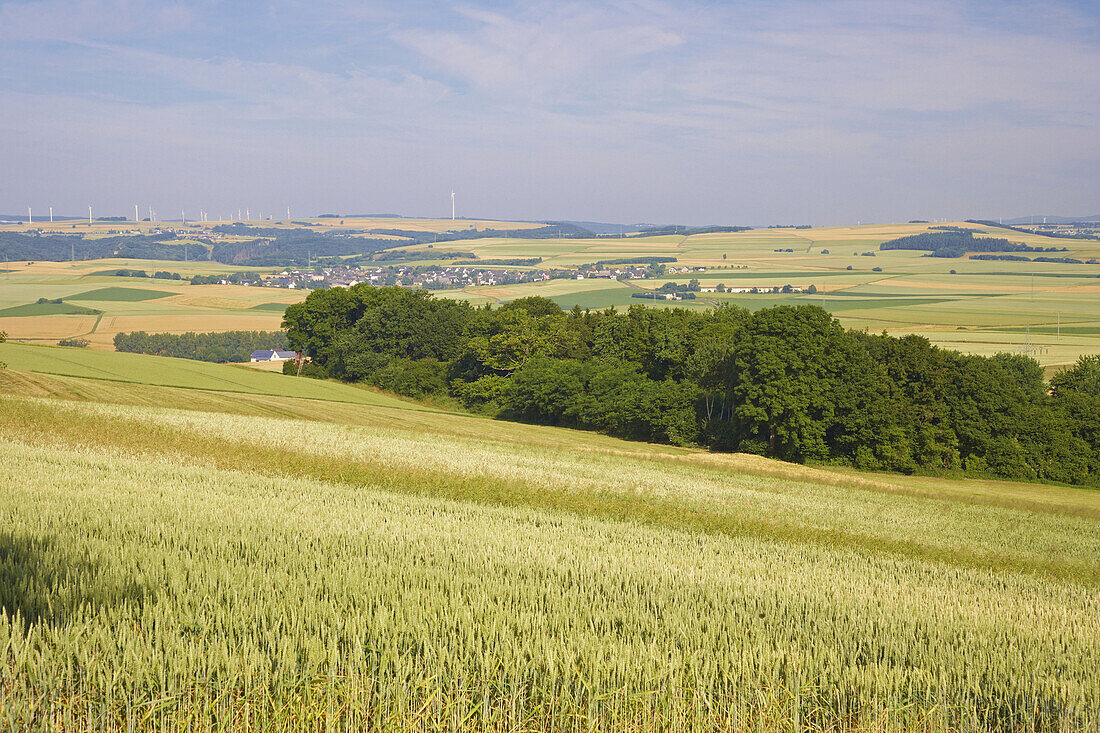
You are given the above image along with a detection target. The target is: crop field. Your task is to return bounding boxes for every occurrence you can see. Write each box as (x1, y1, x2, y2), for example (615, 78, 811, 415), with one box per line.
(0, 301, 100, 317)
(68, 286, 175, 301)
(0, 260, 306, 348)
(429, 222, 1100, 367)
(0, 342, 417, 408)
(4, 219, 1100, 365)
(0, 346, 1097, 731)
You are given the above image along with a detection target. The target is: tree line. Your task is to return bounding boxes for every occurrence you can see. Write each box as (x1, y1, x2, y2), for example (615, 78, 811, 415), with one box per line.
(114, 330, 289, 362)
(880, 230, 1068, 258)
(283, 286, 1099, 486)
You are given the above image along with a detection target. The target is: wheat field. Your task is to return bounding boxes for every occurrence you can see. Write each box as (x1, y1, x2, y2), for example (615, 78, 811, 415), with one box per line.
(1, 389, 1098, 731)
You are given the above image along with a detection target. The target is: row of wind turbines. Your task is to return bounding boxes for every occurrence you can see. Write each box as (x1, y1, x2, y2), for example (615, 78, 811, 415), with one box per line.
(23, 205, 298, 225)
(24, 193, 459, 225)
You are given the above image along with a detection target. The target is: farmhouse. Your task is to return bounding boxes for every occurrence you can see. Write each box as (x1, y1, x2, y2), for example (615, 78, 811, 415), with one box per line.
(250, 349, 296, 362)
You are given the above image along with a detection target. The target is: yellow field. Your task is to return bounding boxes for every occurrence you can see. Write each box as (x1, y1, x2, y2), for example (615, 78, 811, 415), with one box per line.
(0, 261, 306, 348)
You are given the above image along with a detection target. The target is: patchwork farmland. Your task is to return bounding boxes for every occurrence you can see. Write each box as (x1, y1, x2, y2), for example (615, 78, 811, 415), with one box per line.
(3, 218, 1099, 366)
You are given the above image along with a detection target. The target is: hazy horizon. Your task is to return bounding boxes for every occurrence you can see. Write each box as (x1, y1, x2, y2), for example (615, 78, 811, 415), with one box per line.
(1, 0, 1097, 226)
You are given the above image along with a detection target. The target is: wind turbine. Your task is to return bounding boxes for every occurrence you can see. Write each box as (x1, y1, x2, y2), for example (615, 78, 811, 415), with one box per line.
(27, 207, 31, 225)
(88, 205, 92, 225)
(451, 190, 455, 221)
(135, 204, 139, 222)
(49, 206, 53, 223)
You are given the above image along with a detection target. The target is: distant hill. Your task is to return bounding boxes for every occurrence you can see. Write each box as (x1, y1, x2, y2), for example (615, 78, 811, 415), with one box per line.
(1003, 215, 1100, 225)
(547, 220, 636, 235)
(0, 214, 82, 223)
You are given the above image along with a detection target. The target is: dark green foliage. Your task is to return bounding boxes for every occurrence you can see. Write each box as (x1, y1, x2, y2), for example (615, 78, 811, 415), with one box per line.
(114, 331, 289, 363)
(282, 359, 327, 379)
(1033, 256, 1084, 264)
(91, 269, 149, 277)
(0, 232, 189, 262)
(57, 338, 90, 348)
(372, 250, 475, 262)
(500, 297, 564, 317)
(970, 254, 1032, 262)
(282, 287, 1099, 485)
(880, 230, 1064, 258)
(628, 225, 752, 237)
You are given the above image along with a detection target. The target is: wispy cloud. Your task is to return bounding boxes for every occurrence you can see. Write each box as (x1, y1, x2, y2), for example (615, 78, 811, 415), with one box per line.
(0, 0, 1096, 223)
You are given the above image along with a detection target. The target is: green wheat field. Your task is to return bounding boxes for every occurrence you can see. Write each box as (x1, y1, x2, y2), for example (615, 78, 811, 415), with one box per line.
(0, 343, 1095, 730)
(0, 344, 1098, 731)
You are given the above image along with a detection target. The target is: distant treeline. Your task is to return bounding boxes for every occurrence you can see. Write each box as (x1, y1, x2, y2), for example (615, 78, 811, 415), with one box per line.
(91, 269, 184, 279)
(475, 258, 543, 266)
(625, 225, 753, 238)
(114, 330, 289, 362)
(283, 287, 1100, 486)
(0, 232, 194, 262)
(966, 220, 1100, 241)
(590, 257, 677, 266)
(879, 230, 1068, 258)
(209, 226, 397, 266)
(970, 254, 1090, 265)
(372, 250, 476, 262)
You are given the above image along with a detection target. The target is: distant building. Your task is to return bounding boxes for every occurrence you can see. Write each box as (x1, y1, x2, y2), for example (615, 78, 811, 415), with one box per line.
(250, 349, 296, 362)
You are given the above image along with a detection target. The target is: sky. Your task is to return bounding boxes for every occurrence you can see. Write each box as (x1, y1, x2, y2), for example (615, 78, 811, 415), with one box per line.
(0, 0, 1097, 226)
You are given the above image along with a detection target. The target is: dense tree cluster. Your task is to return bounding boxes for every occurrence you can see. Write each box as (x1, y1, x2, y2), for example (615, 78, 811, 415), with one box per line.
(372, 250, 476, 262)
(210, 230, 397, 266)
(283, 287, 1099, 485)
(0, 232, 187, 261)
(626, 225, 752, 237)
(114, 330, 289, 362)
(880, 231, 1067, 258)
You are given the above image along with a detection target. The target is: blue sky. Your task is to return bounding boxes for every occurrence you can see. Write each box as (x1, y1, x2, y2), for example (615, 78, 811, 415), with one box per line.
(1, 0, 1097, 224)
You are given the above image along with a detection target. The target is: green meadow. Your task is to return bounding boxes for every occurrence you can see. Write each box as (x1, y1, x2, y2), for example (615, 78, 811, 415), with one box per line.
(0, 342, 414, 409)
(0, 347, 1097, 730)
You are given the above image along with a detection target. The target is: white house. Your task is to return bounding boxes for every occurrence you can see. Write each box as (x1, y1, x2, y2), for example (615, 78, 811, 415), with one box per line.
(250, 349, 296, 362)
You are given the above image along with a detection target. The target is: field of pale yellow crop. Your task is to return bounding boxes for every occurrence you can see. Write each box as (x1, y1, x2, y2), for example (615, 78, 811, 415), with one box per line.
(1, 389, 1098, 731)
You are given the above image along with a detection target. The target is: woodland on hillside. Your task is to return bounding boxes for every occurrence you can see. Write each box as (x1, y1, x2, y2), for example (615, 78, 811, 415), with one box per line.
(283, 286, 1100, 485)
